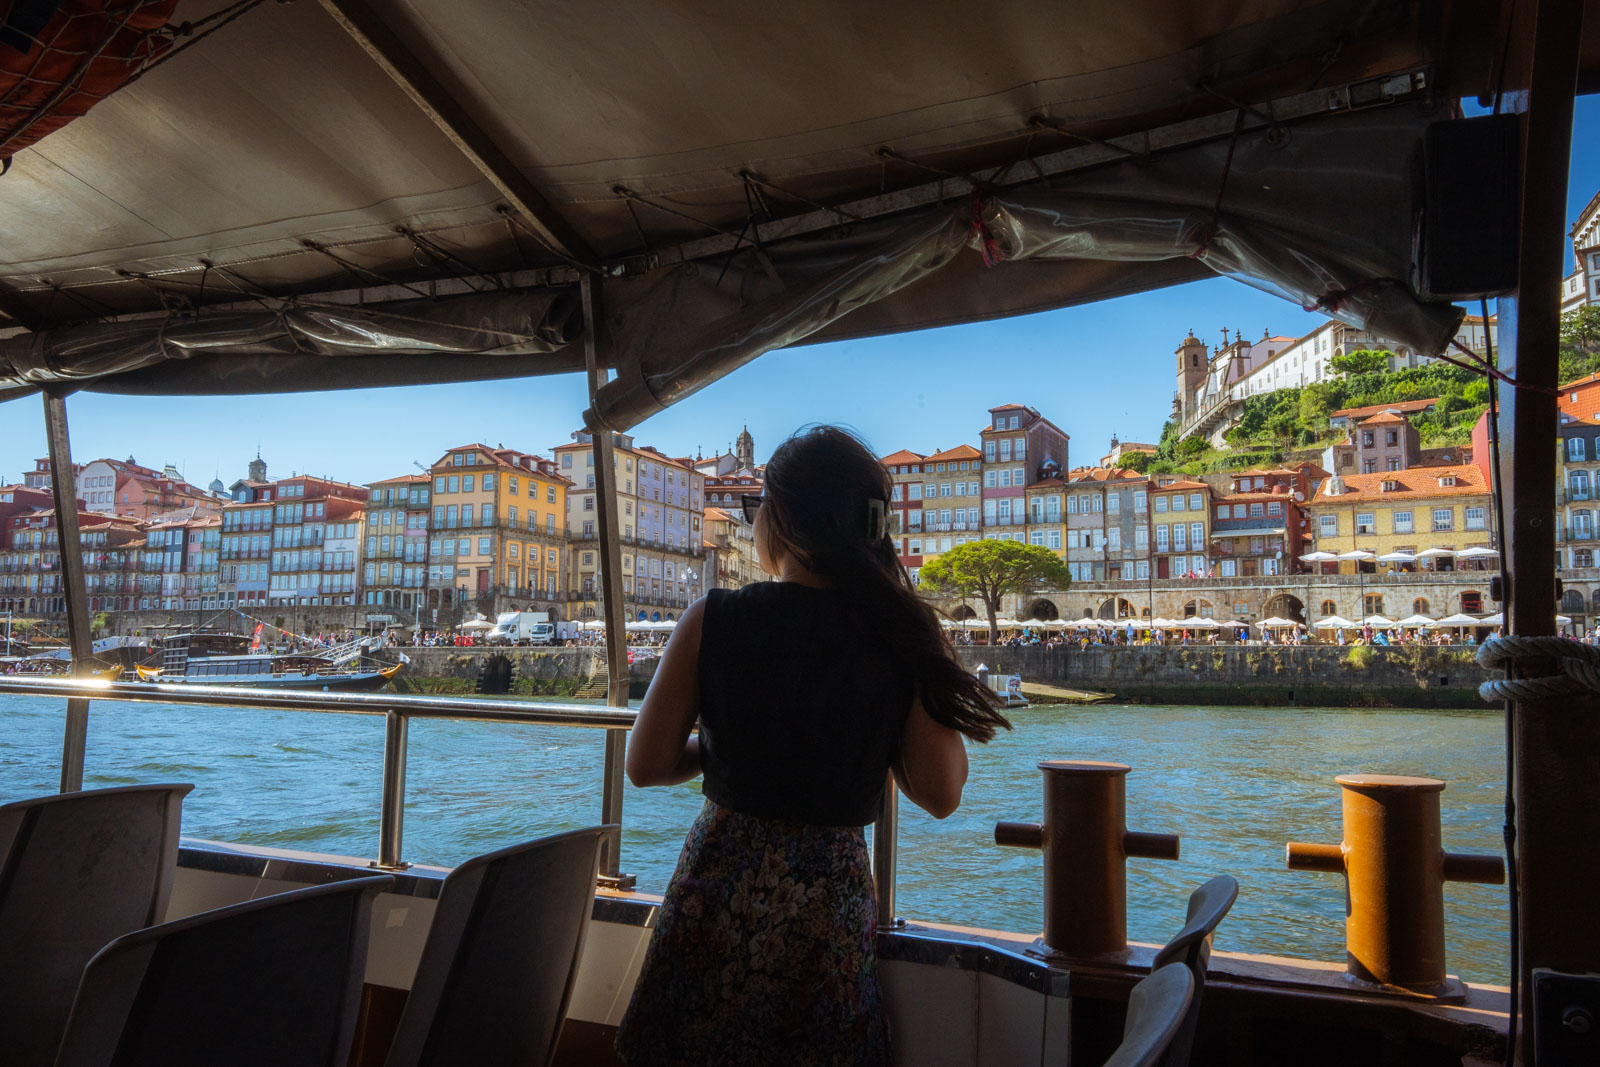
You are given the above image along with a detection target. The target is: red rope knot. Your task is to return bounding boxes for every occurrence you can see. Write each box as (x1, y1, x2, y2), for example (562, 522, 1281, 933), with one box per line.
(970, 188, 1004, 267)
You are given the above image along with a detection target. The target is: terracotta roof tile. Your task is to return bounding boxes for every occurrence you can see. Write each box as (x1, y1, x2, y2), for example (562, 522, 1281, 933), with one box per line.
(1309, 464, 1489, 504)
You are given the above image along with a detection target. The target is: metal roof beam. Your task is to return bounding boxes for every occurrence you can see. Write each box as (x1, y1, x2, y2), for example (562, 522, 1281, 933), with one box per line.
(314, 0, 595, 269)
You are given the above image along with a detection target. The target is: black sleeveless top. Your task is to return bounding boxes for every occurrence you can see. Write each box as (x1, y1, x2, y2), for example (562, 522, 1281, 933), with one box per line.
(697, 582, 913, 827)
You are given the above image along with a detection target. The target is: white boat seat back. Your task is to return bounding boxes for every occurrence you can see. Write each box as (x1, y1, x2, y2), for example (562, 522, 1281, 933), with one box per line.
(1102, 963, 1196, 1067)
(0, 783, 193, 1067)
(382, 826, 611, 1067)
(53, 874, 391, 1067)
(1151, 875, 1240, 1066)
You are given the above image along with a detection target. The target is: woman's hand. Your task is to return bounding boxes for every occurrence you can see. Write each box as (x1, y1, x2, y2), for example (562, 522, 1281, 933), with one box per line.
(625, 597, 706, 787)
(893, 692, 968, 819)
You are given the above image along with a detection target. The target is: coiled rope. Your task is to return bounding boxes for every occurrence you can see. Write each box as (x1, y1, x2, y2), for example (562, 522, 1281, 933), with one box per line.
(1477, 634, 1600, 701)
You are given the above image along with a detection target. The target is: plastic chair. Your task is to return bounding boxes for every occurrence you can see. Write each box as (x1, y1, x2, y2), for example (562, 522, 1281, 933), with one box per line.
(54, 873, 393, 1067)
(1150, 875, 1240, 1067)
(0, 783, 194, 1067)
(1103, 963, 1196, 1067)
(383, 826, 612, 1067)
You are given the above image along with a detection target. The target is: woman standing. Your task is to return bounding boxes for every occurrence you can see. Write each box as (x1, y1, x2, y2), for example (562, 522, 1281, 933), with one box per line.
(615, 426, 1009, 1066)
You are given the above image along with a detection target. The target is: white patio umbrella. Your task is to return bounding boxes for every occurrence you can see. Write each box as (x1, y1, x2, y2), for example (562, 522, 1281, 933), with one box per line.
(1397, 614, 1437, 627)
(1314, 615, 1358, 629)
(458, 618, 493, 630)
(993, 617, 1023, 629)
(1478, 612, 1505, 626)
(1360, 614, 1396, 628)
(624, 619, 651, 631)
(1299, 551, 1339, 563)
(1435, 613, 1482, 627)
(1414, 547, 1456, 559)
(1185, 617, 1221, 629)
(1148, 617, 1176, 628)
(1558, 614, 1574, 625)
(649, 619, 677, 631)
(1256, 616, 1298, 628)
(1376, 551, 1415, 564)
(1455, 546, 1500, 560)
(1337, 549, 1377, 561)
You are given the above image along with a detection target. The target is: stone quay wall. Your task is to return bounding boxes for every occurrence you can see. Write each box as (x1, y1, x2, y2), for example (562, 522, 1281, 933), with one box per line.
(380, 644, 1492, 708)
(380, 646, 660, 698)
(954, 645, 1495, 709)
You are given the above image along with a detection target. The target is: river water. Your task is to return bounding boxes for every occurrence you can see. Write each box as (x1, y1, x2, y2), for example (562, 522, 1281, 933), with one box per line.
(0, 694, 1509, 984)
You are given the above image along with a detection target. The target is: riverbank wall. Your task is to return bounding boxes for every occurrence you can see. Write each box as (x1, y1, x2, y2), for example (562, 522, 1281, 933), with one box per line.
(380, 646, 659, 698)
(381, 644, 1492, 708)
(955, 645, 1494, 709)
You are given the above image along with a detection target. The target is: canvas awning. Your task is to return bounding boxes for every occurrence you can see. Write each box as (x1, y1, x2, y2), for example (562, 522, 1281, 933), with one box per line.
(0, 0, 1532, 420)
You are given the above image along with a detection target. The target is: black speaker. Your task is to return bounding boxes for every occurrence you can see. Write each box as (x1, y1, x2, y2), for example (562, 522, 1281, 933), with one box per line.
(1417, 114, 1521, 300)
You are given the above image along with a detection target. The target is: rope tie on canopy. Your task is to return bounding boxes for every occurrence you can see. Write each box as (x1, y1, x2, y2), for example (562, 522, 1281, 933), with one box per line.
(1476, 635, 1600, 701)
(1190, 107, 1246, 260)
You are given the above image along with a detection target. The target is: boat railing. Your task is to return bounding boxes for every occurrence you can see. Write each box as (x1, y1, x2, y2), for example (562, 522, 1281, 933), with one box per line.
(0, 676, 645, 877)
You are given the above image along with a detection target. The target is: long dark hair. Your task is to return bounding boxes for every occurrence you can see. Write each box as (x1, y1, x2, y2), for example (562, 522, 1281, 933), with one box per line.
(761, 426, 1010, 742)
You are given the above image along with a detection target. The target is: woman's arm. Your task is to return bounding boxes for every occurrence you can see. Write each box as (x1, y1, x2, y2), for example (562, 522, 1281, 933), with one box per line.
(625, 596, 706, 787)
(893, 692, 968, 819)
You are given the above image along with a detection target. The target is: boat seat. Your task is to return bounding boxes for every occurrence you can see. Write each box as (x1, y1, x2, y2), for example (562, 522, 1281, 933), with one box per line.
(53, 873, 393, 1067)
(1103, 963, 1196, 1067)
(382, 826, 612, 1067)
(1150, 875, 1240, 1066)
(0, 783, 194, 1067)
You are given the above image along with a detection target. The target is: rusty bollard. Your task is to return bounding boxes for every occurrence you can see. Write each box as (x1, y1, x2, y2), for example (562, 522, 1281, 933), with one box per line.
(995, 760, 1179, 958)
(1286, 774, 1504, 996)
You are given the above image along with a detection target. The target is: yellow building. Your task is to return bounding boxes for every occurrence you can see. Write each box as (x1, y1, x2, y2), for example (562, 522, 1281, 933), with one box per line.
(1150, 478, 1212, 579)
(1305, 464, 1493, 571)
(426, 444, 569, 620)
(920, 444, 984, 563)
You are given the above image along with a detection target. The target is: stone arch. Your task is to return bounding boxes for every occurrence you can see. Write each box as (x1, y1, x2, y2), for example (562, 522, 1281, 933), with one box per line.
(1025, 599, 1060, 621)
(950, 604, 978, 620)
(1319, 599, 1337, 617)
(1413, 597, 1431, 616)
(1097, 597, 1136, 620)
(1263, 593, 1305, 624)
(1562, 588, 1586, 613)
(1182, 598, 1214, 619)
(1460, 589, 1484, 614)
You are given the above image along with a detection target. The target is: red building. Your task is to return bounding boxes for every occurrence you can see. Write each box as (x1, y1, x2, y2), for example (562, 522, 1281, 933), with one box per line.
(980, 404, 1069, 539)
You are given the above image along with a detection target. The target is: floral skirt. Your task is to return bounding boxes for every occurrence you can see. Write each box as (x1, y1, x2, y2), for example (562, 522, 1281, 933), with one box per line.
(614, 800, 890, 1066)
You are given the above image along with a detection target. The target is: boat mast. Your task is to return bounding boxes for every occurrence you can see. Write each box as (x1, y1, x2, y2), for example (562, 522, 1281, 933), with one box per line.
(42, 389, 92, 792)
(1497, 0, 1595, 1059)
(582, 274, 635, 888)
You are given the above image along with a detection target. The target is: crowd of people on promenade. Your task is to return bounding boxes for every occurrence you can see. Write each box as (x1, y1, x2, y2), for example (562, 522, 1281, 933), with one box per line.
(949, 622, 1509, 649)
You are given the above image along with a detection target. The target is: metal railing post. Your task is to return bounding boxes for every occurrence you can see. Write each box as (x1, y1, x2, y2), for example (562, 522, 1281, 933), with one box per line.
(874, 772, 901, 928)
(582, 273, 636, 889)
(43, 390, 92, 793)
(377, 709, 409, 868)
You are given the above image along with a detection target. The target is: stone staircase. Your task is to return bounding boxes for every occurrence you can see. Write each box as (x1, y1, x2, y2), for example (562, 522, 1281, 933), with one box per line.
(574, 653, 610, 699)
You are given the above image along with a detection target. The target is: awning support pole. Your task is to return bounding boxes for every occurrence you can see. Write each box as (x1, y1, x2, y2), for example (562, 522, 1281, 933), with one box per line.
(1500, 0, 1593, 1060)
(42, 389, 92, 792)
(583, 274, 635, 889)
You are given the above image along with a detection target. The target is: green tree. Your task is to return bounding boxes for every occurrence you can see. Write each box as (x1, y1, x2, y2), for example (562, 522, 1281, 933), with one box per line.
(919, 540, 1073, 646)
(1176, 435, 1209, 458)
(1266, 411, 1297, 455)
(1330, 349, 1392, 377)
(1120, 451, 1151, 473)
(90, 611, 110, 637)
(1559, 305, 1600, 384)
(1297, 382, 1334, 434)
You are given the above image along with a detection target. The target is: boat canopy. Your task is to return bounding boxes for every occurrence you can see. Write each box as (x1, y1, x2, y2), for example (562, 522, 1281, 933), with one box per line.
(0, 0, 1566, 429)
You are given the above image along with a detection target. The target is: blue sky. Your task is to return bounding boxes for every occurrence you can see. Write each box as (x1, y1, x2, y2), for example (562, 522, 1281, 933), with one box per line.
(5, 97, 1599, 487)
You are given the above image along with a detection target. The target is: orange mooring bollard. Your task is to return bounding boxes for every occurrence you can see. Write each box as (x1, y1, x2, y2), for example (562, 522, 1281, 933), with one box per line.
(1286, 774, 1505, 995)
(995, 760, 1179, 958)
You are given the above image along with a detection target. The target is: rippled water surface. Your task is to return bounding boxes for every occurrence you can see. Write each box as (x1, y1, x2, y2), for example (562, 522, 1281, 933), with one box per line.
(0, 694, 1508, 982)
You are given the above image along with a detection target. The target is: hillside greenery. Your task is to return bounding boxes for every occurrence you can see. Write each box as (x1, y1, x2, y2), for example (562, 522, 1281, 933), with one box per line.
(1148, 357, 1491, 477)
